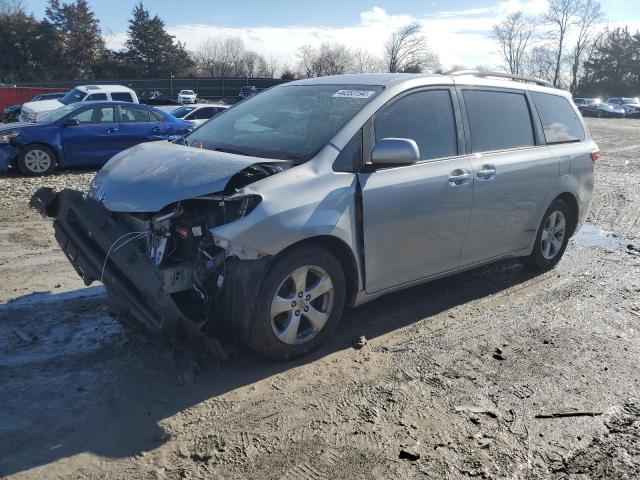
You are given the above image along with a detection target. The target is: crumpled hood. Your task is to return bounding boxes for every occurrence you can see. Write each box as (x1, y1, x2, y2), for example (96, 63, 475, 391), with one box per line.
(21, 99, 63, 114)
(89, 141, 267, 213)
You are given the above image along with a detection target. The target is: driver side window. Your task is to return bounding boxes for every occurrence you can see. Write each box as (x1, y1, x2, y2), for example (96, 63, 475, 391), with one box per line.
(374, 89, 458, 161)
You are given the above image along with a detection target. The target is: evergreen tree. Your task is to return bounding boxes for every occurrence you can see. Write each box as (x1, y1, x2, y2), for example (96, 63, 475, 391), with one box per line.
(45, 0, 104, 80)
(0, 6, 63, 82)
(579, 27, 640, 96)
(124, 2, 193, 77)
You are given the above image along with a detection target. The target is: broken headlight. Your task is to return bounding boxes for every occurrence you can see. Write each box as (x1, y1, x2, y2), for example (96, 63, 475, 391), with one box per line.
(0, 132, 19, 144)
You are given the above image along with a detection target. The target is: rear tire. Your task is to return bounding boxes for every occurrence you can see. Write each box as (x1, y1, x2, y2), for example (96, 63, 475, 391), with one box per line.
(245, 245, 346, 360)
(524, 198, 573, 271)
(17, 144, 56, 176)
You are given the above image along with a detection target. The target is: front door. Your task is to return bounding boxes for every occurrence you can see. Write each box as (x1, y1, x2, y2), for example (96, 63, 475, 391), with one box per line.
(358, 88, 473, 294)
(457, 88, 555, 264)
(62, 106, 119, 166)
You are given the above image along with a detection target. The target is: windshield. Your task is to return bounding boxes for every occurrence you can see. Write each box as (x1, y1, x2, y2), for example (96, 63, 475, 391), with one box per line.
(59, 88, 86, 105)
(171, 106, 197, 118)
(185, 84, 383, 161)
(37, 104, 79, 123)
(180, 90, 194, 95)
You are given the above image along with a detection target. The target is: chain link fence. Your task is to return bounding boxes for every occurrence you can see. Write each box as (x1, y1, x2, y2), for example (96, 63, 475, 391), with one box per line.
(16, 77, 287, 103)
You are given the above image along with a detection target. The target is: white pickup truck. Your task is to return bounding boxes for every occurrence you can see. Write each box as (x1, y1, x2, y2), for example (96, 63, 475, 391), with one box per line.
(20, 85, 139, 123)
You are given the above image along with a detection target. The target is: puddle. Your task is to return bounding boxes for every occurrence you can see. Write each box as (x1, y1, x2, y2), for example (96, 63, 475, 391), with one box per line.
(572, 223, 634, 252)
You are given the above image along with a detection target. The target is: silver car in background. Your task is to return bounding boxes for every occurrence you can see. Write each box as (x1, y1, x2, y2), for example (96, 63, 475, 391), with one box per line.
(31, 72, 598, 359)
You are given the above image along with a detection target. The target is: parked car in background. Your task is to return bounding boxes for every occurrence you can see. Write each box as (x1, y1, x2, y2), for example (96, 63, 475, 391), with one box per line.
(31, 72, 597, 360)
(177, 90, 197, 104)
(170, 103, 229, 126)
(3, 92, 68, 123)
(239, 85, 258, 99)
(1, 101, 192, 176)
(572, 97, 600, 113)
(581, 102, 626, 118)
(606, 97, 640, 115)
(20, 85, 139, 123)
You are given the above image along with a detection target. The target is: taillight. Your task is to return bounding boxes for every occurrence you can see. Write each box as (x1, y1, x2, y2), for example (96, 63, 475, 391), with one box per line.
(590, 150, 601, 163)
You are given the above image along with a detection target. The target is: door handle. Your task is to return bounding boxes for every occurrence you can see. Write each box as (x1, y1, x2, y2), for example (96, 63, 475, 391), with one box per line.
(476, 164, 496, 180)
(107, 127, 118, 134)
(448, 169, 471, 186)
(152, 127, 162, 133)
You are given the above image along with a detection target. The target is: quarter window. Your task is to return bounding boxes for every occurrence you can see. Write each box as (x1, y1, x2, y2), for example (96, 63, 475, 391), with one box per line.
(531, 92, 585, 144)
(462, 89, 535, 152)
(71, 107, 114, 124)
(374, 89, 458, 160)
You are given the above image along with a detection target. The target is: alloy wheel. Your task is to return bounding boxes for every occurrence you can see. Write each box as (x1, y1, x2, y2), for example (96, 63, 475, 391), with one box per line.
(270, 265, 334, 345)
(540, 210, 566, 260)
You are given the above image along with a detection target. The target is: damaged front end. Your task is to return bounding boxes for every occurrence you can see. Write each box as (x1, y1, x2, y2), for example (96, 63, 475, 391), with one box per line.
(30, 147, 291, 341)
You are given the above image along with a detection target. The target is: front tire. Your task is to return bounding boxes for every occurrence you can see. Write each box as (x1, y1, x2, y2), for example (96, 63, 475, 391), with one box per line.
(245, 245, 346, 360)
(524, 199, 573, 270)
(17, 144, 56, 176)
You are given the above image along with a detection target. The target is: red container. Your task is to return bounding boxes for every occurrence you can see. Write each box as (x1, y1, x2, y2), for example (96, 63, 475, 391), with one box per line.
(0, 87, 68, 119)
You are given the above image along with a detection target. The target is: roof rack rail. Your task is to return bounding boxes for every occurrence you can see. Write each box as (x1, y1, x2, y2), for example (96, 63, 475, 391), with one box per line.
(449, 70, 553, 88)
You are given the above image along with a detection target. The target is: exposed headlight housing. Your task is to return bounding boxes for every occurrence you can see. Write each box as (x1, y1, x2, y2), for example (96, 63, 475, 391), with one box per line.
(27, 112, 37, 122)
(0, 132, 19, 144)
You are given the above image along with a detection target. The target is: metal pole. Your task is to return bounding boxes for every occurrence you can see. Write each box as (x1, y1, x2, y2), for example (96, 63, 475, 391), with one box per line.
(170, 73, 174, 99)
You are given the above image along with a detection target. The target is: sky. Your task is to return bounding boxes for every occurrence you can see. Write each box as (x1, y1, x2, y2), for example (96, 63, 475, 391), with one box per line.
(23, 0, 640, 70)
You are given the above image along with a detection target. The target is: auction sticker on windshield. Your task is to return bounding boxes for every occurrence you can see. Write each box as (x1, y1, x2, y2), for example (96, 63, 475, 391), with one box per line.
(332, 89, 376, 99)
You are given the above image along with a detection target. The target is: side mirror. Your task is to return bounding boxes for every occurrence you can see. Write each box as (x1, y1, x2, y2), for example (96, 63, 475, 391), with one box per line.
(371, 138, 420, 165)
(62, 118, 80, 128)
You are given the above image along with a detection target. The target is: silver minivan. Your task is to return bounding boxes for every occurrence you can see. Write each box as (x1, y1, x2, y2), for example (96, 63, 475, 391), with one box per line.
(32, 72, 598, 359)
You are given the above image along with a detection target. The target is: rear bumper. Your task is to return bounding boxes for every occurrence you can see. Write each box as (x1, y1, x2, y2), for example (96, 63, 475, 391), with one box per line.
(30, 187, 191, 339)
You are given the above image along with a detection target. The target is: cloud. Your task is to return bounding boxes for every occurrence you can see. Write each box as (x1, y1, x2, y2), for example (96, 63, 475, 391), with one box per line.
(102, 2, 639, 72)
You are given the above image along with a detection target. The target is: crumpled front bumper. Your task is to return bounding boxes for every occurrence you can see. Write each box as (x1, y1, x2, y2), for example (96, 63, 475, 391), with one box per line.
(0, 145, 19, 172)
(29, 187, 271, 342)
(30, 187, 191, 339)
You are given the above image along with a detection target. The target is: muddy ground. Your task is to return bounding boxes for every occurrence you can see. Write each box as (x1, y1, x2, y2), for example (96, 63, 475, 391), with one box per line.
(1, 118, 640, 479)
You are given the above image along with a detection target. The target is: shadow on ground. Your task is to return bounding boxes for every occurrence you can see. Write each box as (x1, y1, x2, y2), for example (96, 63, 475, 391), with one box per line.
(0, 258, 542, 476)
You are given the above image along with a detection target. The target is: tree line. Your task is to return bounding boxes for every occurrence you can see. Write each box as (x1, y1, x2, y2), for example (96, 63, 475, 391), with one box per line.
(491, 0, 640, 96)
(1, 0, 638, 96)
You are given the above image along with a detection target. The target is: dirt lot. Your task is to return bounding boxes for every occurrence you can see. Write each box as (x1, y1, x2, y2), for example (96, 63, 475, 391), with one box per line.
(1, 118, 640, 479)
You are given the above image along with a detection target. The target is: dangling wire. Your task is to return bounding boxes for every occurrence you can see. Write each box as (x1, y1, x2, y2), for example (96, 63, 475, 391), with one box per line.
(100, 231, 148, 283)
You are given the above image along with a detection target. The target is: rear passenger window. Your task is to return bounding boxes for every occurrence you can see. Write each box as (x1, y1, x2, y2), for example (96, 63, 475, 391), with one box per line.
(374, 89, 458, 161)
(192, 107, 215, 120)
(111, 92, 134, 102)
(531, 92, 585, 144)
(462, 90, 534, 152)
(120, 106, 151, 123)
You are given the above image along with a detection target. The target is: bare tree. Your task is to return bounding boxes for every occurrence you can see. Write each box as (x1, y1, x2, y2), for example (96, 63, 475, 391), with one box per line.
(296, 44, 316, 78)
(0, 0, 23, 16)
(524, 45, 558, 83)
(492, 11, 537, 75)
(569, 0, 603, 92)
(194, 36, 245, 77)
(384, 23, 441, 73)
(296, 42, 354, 78)
(352, 48, 383, 73)
(543, 0, 582, 87)
(267, 55, 280, 78)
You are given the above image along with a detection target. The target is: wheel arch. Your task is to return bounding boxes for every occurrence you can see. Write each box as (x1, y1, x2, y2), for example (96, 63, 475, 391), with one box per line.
(272, 235, 360, 305)
(19, 142, 60, 164)
(555, 192, 579, 237)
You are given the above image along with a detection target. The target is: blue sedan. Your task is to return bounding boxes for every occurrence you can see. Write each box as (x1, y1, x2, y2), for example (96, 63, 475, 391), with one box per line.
(0, 101, 193, 176)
